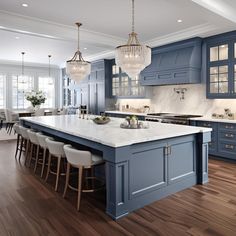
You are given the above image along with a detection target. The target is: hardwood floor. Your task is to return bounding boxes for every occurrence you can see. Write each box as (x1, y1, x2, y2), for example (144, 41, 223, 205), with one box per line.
(0, 140, 236, 236)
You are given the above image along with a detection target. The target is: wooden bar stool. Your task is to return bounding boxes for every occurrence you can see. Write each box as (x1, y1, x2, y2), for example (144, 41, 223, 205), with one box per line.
(13, 123, 22, 159)
(18, 126, 30, 163)
(63, 144, 105, 211)
(45, 138, 66, 191)
(36, 133, 51, 177)
(27, 129, 40, 170)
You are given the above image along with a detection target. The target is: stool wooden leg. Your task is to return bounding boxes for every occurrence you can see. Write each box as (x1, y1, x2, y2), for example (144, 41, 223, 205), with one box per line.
(45, 154, 51, 182)
(63, 163, 71, 198)
(15, 134, 20, 159)
(77, 166, 83, 211)
(55, 157, 61, 191)
(34, 145, 40, 173)
(41, 148, 47, 178)
(28, 143, 34, 167)
(24, 140, 29, 165)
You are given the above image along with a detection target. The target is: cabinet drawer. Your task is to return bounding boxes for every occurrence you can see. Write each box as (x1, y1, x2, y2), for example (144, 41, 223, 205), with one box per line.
(218, 131, 236, 143)
(197, 121, 214, 128)
(218, 141, 236, 156)
(219, 123, 236, 132)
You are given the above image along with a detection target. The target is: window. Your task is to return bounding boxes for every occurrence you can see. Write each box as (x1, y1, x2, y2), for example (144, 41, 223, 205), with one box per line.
(38, 77, 55, 108)
(0, 75, 6, 108)
(12, 75, 34, 109)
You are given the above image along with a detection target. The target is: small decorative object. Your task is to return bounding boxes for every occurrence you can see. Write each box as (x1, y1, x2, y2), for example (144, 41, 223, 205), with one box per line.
(228, 113, 235, 120)
(115, 0, 151, 79)
(93, 116, 110, 125)
(120, 116, 149, 129)
(66, 22, 91, 83)
(25, 90, 46, 110)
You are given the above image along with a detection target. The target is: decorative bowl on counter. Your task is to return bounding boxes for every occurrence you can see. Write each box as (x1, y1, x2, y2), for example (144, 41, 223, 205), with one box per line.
(120, 116, 149, 129)
(93, 116, 110, 125)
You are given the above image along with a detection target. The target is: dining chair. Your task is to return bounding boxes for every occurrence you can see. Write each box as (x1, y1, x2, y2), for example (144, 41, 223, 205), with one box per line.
(34, 108, 45, 116)
(63, 144, 105, 211)
(4, 109, 19, 134)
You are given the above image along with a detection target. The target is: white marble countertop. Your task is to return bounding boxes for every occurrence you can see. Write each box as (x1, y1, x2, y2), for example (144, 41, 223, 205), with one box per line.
(20, 115, 211, 148)
(190, 117, 236, 124)
(105, 110, 147, 116)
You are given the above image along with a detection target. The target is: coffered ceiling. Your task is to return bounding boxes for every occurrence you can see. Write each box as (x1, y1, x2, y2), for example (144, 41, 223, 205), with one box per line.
(0, 0, 236, 67)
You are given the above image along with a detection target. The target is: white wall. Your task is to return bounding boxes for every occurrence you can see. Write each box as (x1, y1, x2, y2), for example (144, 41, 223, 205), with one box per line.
(117, 84, 236, 117)
(150, 84, 236, 116)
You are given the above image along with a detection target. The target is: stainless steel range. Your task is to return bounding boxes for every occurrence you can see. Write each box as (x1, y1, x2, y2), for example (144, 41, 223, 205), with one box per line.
(146, 113, 202, 125)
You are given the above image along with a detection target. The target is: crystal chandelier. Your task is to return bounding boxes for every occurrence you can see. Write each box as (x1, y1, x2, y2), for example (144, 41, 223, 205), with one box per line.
(66, 22, 91, 83)
(115, 0, 151, 79)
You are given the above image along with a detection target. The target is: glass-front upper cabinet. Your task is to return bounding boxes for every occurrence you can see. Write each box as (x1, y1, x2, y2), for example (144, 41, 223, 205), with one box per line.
(207, 41, 232, 98)
(111, 61, 146, 98)
(210, 44, 228, 62)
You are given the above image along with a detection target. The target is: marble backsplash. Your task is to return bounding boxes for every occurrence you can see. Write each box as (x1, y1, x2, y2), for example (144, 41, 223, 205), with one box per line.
(118, 84, 236, 117)
(151, 84, 236, 116)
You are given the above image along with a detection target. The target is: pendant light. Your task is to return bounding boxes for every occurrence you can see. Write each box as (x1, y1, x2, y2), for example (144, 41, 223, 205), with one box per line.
(48, 55, 53, 85)
(66, 22, 91, 83)
(20, 52, 27, 84)
(115, 0, 151, 79)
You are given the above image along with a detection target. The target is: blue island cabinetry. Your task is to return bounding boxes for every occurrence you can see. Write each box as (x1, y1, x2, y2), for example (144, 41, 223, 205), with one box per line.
(21, 116, 210, 220)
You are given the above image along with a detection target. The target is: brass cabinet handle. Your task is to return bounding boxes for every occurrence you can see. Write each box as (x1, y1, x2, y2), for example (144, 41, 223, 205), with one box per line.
(209, 142, 212, 146)
(225, 133, 234, 138)
(225, 144, 234, 150)
(164, 145, 172, 156)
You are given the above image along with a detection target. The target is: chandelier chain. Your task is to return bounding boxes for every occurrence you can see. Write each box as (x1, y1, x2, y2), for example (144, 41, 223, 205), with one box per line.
(132, 0, 135, 33)
(48, 55, 51, 77)
(21, 52, 25, 76)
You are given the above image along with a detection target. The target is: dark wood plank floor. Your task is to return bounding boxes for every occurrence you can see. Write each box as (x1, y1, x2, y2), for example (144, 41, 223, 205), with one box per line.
(0, 140, 236, 236)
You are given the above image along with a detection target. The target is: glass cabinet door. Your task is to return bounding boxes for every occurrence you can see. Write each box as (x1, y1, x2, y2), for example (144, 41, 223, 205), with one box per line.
(209, 65, 228, 94)
(210, 44, 228, 62)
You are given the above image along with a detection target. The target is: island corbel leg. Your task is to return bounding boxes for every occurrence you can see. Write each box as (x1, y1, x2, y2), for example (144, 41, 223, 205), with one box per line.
(103, 146, 131, 220)
(197, 131, 211, 184)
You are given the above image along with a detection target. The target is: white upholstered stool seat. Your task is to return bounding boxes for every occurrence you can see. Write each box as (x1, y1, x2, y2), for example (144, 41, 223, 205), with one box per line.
(45, 138, 66, 191)
(36, 133, 51, 177)
(19, 126, 30, 163)
(13, 123, 22, 159)
(63, 144, 105, 211)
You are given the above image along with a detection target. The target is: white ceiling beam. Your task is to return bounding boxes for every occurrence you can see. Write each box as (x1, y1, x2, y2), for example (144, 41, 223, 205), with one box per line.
(191, 0, 236, 23)
(0, 10, 125, 48)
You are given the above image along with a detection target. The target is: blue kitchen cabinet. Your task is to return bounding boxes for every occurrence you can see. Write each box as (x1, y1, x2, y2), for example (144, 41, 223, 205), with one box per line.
(140, 37, 202, 85)
(195, 121, 218, 155)
(110, 59, 149, 98)
(205, 31, 236, 98)
(194, 120, 236, 160)
(167, 135, 196, 185)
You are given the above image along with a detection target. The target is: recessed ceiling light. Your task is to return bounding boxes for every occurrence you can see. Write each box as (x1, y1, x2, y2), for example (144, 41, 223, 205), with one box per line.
(22, 3, 28, 7)
(15, 36, 20, 39)
(84, 47, 87, 50)
(177, 19, 183, 23)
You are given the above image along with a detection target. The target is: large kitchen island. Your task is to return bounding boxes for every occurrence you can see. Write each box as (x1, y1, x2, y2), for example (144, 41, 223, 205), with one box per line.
(21, 115, 211, 220)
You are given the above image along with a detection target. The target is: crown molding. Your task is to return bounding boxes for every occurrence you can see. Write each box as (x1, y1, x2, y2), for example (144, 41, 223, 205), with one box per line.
(191, 0, 236, 23)
(0, 59, 59, 69)
(0, 10, 125, 47)
(145, 23, 219, 48)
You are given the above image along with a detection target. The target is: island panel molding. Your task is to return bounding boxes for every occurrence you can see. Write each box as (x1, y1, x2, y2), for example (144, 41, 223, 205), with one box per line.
(21, 115, 211, 219)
